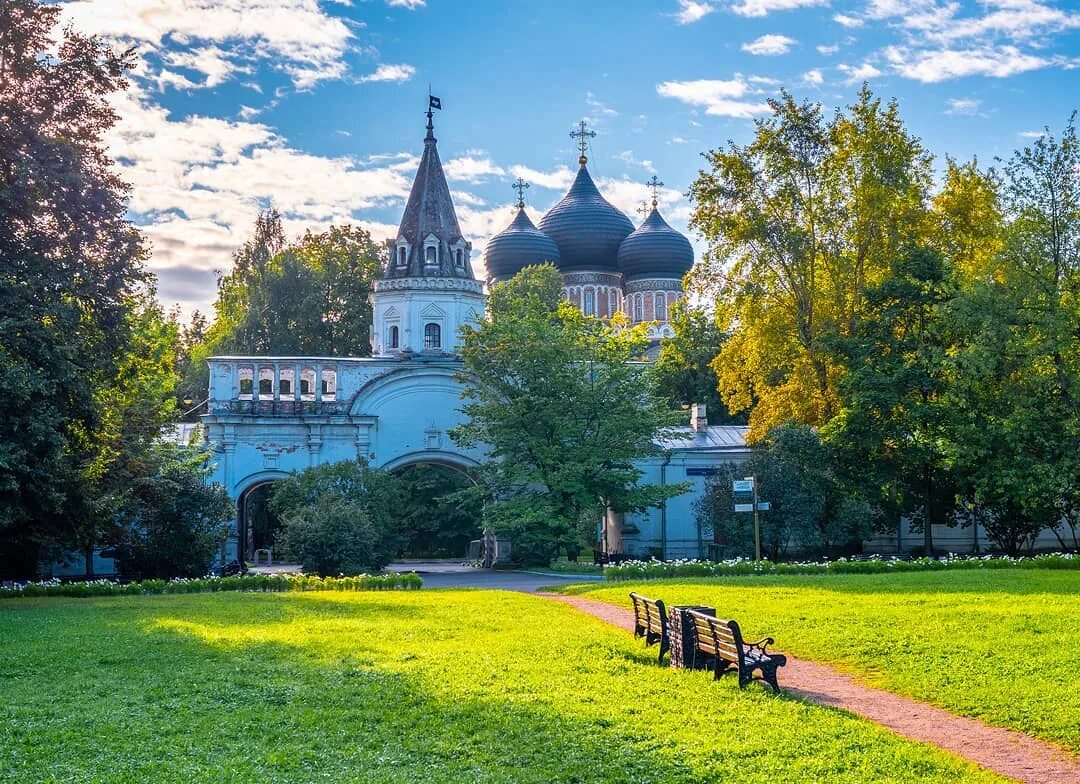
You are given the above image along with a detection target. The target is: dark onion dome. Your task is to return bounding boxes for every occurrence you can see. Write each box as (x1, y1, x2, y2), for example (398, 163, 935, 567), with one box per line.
(537, 164, 634, 273)
(617, 206, 694, 281)
(483, 207, 561, 282)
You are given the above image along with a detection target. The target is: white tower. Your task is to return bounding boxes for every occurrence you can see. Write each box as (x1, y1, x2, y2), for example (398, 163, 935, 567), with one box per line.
(371, 104, 485, 356)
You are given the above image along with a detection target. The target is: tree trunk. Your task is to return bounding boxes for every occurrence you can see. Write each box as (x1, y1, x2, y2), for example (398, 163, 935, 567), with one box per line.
(84, 543, 95, 580)
(923, 463, 934, 556)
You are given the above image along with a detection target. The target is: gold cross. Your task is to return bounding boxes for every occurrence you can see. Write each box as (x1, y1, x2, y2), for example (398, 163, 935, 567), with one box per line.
(512, 177, 530, 208)
(570, 119, 596, 164)
(646, 175, 665, 207)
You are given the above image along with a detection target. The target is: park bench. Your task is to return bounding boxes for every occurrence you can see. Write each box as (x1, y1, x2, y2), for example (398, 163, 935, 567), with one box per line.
(687, 609, 786, 691)
(629, 592, 670, 663)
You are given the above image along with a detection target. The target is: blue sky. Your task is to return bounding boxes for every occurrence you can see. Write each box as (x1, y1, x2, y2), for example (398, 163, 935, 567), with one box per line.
(54, 0, 1080, 318)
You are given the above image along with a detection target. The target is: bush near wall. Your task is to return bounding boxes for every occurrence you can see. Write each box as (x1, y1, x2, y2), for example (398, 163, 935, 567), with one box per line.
(603, 553, 1078, 581)
(0, 572, 422, 599)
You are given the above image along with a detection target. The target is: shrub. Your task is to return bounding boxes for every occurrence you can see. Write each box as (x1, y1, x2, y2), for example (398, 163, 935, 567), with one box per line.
(603, 552, 1078, 580)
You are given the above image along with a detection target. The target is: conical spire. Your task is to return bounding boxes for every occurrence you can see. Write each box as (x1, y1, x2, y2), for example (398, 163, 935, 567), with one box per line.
(384, 109, 473, 280)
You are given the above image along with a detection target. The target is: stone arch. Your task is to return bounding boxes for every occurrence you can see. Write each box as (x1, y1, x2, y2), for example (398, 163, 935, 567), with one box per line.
(233, 470, 291, 562)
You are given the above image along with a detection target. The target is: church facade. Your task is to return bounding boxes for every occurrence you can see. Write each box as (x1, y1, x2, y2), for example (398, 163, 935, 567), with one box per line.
(201, 108, 750, 564)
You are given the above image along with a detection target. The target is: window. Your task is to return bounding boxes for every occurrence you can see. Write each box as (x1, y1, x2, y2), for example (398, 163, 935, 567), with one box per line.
(583, 288, 595, 316)
(300, 368, 316, 400)
(424, 322, 441, 350)
(320, 368, 337, 401)
(425, 245, 437, 265)
(397, 246, 407, 266)
(238, 366, 254, 398)
(279, 367, 295, 399)
(634, 294, 644, 322)
(258, 367, 274, 400)
(389, 325, 399, 349)
(455, 248, 463, 267)
(655, 292, 666, 321)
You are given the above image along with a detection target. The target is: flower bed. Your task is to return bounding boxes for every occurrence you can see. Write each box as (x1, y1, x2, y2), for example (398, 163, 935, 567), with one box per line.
(603, 552, 1077, 581)
(0, 571, 422, 599)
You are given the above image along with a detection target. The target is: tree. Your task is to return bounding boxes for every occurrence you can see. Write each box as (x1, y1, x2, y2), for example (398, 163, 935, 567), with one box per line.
(0, 0, 149, 576)
(270, 460, 405, 575)
(394, 465, 482, 558)
(697, 423, 872, 559)
(114, 444, 232, 579)
(942, 118, 1080, 555)
(654, 301, 743, 424)
(689, 87, 932, 440)
(824, 246, 959, 554)
(451, 265, 686, 564)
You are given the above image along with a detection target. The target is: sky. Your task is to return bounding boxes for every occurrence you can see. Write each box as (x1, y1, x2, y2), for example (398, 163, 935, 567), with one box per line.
(53, 0, 1080, 320)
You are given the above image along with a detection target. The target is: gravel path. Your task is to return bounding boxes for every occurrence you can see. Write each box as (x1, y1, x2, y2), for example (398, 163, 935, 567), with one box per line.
(542, 593, 1080, 784)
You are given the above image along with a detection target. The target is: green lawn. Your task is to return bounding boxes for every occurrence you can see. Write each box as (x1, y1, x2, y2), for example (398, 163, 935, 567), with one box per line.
(0, 591, 1007, 783)
(561, 570, 1080, 752)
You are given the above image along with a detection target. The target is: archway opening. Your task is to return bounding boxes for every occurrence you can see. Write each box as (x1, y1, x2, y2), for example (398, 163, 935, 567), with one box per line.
(392, 462, 483, 559)
(237, 481, 283, 562)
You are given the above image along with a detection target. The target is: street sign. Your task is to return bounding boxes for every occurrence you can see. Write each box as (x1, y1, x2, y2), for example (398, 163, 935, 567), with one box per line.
(757, 502, 771, 511)
(734, 503, 754, 512)
(732, 479, 754, 493)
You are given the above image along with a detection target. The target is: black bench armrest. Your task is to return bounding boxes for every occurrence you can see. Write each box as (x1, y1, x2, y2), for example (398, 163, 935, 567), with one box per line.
(746, 636, 775, 654)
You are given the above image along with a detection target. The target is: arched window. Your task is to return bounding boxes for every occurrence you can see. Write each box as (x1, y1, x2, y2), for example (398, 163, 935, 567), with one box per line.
(455, 248, 463, 267)
(320, 368, 337, 401)
(258, 367, 274, 399)
(583, 288, 595, 316)
(424, 322, 441, 350)
(279, 367, 294, 398)
(425, 245, 437, 265)
(388, 325, 399, 349)
(300, 368, 316, 399)
(634, 294, 644, 322)
(655, 292, 666, 321)
(397, 246, 406, 266)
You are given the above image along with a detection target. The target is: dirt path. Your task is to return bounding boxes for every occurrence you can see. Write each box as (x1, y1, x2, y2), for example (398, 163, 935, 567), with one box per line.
(542, 593, 1080, 784)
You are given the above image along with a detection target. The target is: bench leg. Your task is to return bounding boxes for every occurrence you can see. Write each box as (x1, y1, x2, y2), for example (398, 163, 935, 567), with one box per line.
(713, 659, 731, 681)
(658, 635, 669, 665)
(760, 663, 782, 692)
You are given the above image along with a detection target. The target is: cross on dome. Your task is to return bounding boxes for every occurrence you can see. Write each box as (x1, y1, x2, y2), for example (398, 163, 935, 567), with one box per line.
(570, 119, 596, 166)
(637, 200, 651, 218)
(513, 177, 530, 209)
(646, 175, 665, 207)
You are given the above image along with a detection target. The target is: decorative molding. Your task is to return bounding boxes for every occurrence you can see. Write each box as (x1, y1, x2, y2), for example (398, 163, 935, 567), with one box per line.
(375, 277, 484, 294)
(562, 271, 622, 286)
(624, 278, 684, 294)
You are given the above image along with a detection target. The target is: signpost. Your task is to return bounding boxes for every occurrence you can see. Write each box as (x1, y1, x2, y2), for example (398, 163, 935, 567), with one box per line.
(732, 475, 769, 561)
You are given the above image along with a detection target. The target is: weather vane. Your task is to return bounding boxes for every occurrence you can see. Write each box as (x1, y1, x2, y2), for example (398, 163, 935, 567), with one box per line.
(570, 119, 596, 165)
(646, 175, 665, 207)
(512, 177, 530, 209)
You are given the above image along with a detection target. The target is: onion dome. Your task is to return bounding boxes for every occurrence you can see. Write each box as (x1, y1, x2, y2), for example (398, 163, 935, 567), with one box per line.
(537, 164, 634, 273)
(483, 207, 561, 282)
(617, 207, 694, 281)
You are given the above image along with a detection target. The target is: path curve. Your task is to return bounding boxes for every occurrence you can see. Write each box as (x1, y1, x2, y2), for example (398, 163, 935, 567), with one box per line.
(542, 593, 1080, 784)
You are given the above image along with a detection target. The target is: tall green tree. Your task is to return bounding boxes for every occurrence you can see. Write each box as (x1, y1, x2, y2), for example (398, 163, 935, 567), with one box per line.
(689, 87, 932, 440)
(0, 0, 150, 575)
(654, 301, 743, 424)
(451, 264, 685, 563)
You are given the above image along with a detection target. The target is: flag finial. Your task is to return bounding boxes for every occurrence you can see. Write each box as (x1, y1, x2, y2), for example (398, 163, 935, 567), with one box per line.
(570, 119, 596, 166)
(426, 92, 441, 140)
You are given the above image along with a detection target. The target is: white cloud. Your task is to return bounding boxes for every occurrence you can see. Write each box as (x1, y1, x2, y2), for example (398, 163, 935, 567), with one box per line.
(358, 63, 416, 83)
(615, 150, 656, 172)
(946, 97, 982, 115)
(887, 44, 1051, 82)
(729, 0, 826, 18)
(833, 13, 863, 28)
(817, 44, 840, 55)
(443, 156, 506, 184)
(673, 0, 715, 24)
(656, 78, 771, 118)
(803, 68, 824, 86)
(238, 105, 261, 120)
(508, 164, 576, 191)
(585, 91, 619, 117)
(837, 62, 883, 84)
(741, 34, 797, 56)
(59, 0, 356, 90)
(387, 0, 426, 7)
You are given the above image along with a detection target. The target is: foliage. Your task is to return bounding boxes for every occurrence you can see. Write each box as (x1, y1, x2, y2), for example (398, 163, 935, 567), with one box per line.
(690, 87, 933, 440)
(823, 246, 959, 553)
(452, 264, 686, 564)
(0, 1, 166, 577)
(270, 460, 405, 575)
(112, 445, 233, 579)
(0, 591, 1004, 783)
(570, 569, 1080, 751)
(0, 571, 422, 599)
(600, 552, 1078, 580)
(654, 301, 742, 424)
(393, 464, 482, 558)
(697, 423, 873, 559)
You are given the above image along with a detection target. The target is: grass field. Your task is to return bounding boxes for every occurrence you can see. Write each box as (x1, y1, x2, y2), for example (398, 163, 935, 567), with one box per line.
(561, 570, 1080, 752)
(0, 591, 1008, 783)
